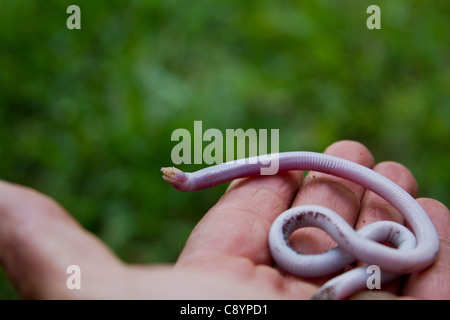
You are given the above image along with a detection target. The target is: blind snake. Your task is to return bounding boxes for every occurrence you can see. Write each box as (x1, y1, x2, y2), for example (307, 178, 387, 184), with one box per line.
(161, 152, 440, 299)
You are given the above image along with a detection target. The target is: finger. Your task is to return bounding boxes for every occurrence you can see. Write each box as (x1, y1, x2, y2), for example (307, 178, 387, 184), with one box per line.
(0, 181, 121, 299)
(353, 161, 418, 295)
(356, 161, 418, 228)
(402, 198, 450, 299)
(290, 140, 375, 255)
(176, 170, 303, 267)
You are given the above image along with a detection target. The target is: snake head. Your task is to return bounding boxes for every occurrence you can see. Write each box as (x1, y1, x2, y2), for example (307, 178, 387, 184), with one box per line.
(161, 167, 189, 191)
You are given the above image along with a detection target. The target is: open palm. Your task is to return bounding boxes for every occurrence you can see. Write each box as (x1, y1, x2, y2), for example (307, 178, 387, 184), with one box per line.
(0, 141, 448, 299)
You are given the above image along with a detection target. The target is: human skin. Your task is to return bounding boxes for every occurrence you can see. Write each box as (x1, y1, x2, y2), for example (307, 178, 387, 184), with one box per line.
(0, 140, 448, 299)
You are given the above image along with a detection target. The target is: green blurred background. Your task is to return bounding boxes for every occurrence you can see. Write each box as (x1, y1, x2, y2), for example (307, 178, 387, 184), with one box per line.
(0, 0, 448, 299)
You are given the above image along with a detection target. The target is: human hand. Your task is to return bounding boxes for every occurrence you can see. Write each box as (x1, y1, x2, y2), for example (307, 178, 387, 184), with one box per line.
(0, 140, 448, 299)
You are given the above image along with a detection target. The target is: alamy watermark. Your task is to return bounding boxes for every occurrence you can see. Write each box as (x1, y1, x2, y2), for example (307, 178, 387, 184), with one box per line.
(66, 5, 81, 30)
(366, 5, 381, 30)
(170, 121, 280, 175)
(366, 264, 381, 290)
(66, 264, 81, 290)
(64, 263, 382, 293)
(65, 5, 380, 31)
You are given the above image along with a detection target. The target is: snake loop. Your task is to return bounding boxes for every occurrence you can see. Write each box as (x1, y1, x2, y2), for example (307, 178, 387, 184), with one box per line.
(162, 152, 439, 299)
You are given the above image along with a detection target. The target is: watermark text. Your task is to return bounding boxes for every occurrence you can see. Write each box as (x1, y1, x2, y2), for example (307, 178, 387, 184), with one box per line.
(171, 121, 280, 175)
